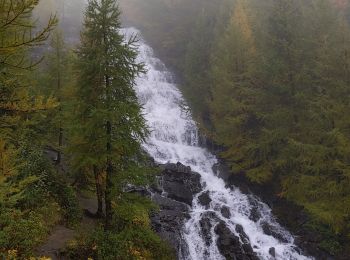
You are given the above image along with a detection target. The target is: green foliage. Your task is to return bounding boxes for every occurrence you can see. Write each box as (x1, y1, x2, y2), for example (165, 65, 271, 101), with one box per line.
(13, 143, 80, 224)
(67, 193, 175, 260)
(0, 203, 61, 257)
(49, 182, 82, 227)
(0, 0, 58, 208)
(304, 220, 343, 255)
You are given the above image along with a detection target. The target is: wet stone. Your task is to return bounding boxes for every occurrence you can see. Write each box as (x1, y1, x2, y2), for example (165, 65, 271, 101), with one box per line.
(162, 162, 202, 205)
(200, 211, 219, 246)
(235, 224, 250, 244)
(215, 221, 258, 260)
(261, 222, 289, 243)
(248, 197, 262, 222)
(200, 217, 212, 246)
(198, 191, 212, 208)
(221, 206, 231, 219)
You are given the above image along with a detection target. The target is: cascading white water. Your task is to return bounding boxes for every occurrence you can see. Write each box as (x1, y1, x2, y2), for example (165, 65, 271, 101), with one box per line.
(127, 28, 313, 260)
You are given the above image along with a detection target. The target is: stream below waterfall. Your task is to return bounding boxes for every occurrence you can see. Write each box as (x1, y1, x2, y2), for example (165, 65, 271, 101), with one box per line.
(127, 28, 313, 260)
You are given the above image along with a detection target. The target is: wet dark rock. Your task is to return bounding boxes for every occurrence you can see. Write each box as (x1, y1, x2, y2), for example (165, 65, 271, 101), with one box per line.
(200, 219, 212, 246)
(269, 247, 276, 258)
(150, 176, 163, 193)
(235, 224, 250, 245)
(162, 162, 202, 205)
(212, 161, 231, 180)
(124, 184, 151, 197)
(165, 162, 191, 174)
(221, 206, 231, 219)
(200, 217, 212, 246)
(215, 221, 239, 259)
(215, 221, 258, 260)
(150, 194, 190, 255)
(151, 209, 188, 252)
(248, 197, 262, 222)
(199, 211, 219, 246)
(261, 222, 289, 243)
(198, 191, 212, 208)
(150, 162, 202, 257)
(249, 207, 261, 222)
(152, 193, 189, 212)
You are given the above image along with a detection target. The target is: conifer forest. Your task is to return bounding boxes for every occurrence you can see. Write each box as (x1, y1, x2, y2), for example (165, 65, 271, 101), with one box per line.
(1, 0, 350, 259)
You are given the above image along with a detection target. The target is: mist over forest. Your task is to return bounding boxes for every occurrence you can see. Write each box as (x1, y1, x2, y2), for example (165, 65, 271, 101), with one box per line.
(1, 0, 350, 259)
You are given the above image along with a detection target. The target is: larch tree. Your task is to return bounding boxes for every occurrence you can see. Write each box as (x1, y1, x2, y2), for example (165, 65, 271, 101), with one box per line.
(38, 30, 73, 165)
(0, 0, 57, 204)
(209, 0, 261, 178)
(71, 0, 146, 227)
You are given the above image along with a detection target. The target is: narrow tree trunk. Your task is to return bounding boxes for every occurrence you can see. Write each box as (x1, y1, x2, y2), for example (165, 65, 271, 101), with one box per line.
(57, 126, 63, 164)
(105, 120, 113, 230)
(94, 165, 104, 218)
(104, 70, 113, 230)
(103, 18, 113, 230)
(56, 34, 62, 165)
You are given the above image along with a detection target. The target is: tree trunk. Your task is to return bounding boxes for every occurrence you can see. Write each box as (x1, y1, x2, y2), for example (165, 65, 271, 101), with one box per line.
(56, 34, 62, 165)
(57, 126, 63, 164)
(104, 70, 113, 230)
(94, 165, 104, 218)
(105, 120, 113, 230)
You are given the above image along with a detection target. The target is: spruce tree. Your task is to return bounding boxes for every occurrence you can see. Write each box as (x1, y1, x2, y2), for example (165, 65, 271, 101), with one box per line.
(71, 0, 146, 227)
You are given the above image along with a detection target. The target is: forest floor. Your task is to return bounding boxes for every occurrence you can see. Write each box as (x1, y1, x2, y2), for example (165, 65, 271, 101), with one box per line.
(36, 193, 98, 259)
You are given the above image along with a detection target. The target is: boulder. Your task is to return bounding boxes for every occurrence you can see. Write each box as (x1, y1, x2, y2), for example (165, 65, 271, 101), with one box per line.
(165, 162, 191, 174)
(150, 194, 190, 253)
(199, 211, 219, 246)
(198, 191, 212, 208)
(261, 221, 289, 243)
(247, 197, 262, 222)
(215, 221, 258, 260)
(221, 206, 231, 219)
(162, 162, 202, 205)
(269, 247, 276, 258)
(150, 162, 202, 257)
(235, 224, 250, 245)
(200, 216, 212, 247)
(124, 184, 151, 197)
(152, 193, 189, 212)
(212, 162, 231, 180)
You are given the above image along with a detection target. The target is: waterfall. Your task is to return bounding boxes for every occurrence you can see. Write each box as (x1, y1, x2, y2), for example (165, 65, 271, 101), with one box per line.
(126, 28, 313, 260)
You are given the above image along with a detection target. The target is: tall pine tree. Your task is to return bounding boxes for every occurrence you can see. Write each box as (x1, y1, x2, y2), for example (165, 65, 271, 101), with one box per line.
(71, 0, 146, 227)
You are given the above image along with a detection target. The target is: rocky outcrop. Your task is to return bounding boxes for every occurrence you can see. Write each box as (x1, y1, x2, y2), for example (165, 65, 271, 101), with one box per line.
(150, 162, 202, 256)
(199, 211, 219, 247)
(161, 162, 202, 205)
(150, 193, 190, 253)
(261, 221, 289, 244)
(214, 221, 258, 260)
(198, 191, 212, 208)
